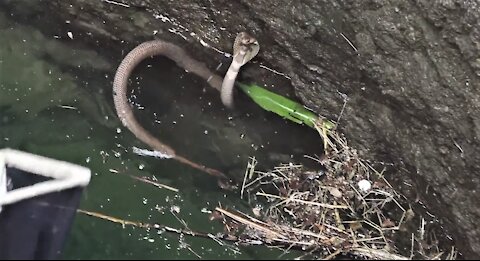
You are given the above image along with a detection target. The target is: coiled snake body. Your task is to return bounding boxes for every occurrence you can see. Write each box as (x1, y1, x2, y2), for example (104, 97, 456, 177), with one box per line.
(113, 32, 259, 178)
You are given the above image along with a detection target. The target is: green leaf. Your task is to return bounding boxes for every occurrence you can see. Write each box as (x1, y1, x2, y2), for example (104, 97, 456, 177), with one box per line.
(238, 83, 335, 130)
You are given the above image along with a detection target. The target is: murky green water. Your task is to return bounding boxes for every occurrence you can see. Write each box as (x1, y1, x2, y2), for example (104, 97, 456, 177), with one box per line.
(0, 3, 322, 259)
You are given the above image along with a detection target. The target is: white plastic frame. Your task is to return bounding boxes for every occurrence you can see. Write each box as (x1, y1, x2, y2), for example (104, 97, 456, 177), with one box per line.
(0, 148, 91, 212)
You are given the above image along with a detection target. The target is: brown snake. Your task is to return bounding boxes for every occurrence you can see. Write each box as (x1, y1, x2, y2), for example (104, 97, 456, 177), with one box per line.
(113, 32, 259, 178)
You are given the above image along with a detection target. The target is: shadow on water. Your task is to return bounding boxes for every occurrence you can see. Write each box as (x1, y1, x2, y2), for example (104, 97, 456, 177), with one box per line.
(0, 3, 323, 260)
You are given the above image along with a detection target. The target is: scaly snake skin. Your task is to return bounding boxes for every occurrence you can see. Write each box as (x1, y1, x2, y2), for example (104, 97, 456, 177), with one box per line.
(113, 32, 259, 178)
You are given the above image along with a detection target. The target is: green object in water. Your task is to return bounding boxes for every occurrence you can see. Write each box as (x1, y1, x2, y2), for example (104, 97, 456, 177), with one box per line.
(238, 83, 335, 130)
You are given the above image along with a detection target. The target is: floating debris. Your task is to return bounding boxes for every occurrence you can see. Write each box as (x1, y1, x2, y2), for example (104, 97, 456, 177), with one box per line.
(57, 105, 78, 110)
(358, 179, 372, 192)
(79, 118, 455, 260)
(132, 146, 174, 159)
(212, 123, 456, 260)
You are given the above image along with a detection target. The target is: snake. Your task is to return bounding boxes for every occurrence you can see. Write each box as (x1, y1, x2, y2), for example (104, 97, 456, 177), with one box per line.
(112, 32, 259, 178)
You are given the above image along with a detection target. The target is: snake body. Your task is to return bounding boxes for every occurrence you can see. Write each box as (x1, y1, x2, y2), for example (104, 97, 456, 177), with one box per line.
(113, 32, 258, 178)
(221, 32, 259, 108)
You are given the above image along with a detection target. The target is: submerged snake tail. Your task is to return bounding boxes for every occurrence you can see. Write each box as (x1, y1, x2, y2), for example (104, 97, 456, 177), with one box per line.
(175, 155, 228, 179)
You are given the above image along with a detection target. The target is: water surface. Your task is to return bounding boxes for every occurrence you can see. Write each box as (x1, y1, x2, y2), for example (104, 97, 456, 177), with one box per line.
(0, 3, 323, 259)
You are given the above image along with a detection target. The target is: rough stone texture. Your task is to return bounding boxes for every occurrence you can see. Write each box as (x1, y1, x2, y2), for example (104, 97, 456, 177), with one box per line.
(4, 0, 479, 257)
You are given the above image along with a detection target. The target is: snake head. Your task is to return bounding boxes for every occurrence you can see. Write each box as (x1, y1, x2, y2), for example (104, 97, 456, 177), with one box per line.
(233, 32, 259, 66)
